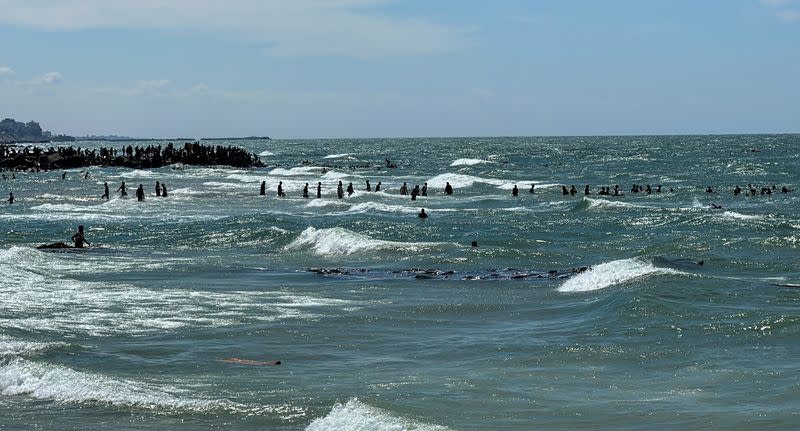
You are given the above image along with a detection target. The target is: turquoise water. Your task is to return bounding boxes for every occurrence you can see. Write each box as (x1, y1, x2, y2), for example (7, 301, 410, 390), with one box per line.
(1, 135, 799, 430)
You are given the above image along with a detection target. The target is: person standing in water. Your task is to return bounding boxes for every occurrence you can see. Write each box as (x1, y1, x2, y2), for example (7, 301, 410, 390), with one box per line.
(62, 171, 67, 180)
(529, 184, 535, 193)
(444, 182, 453, 195)
(71, 225, 90, 248)
(303, 183, 309, 198)
(365, 180, 371, 192)
(418, 208, 428, 219)
(375, 182, 381, 192)
(117, 181, 128, 198)
(347, 182, 354, 197)
(277, 181, 286, 197)
(316, 182, 322, 198)
(155, 181, 161, 197)
(400, 182, 408, 195)
(337, 181, 344, 199)
(161, 183, 168, 197)
(101, 182, 110, 200)
(136, 184, 145, 201)
(260, 181, 266, 196)
(512, 185, 519, 196)
(421, 183, 428, 196)
(7, 192, 14, 204)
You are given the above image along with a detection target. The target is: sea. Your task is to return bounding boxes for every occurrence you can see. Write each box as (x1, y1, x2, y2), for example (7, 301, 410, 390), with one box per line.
(1, 135, 798, 430)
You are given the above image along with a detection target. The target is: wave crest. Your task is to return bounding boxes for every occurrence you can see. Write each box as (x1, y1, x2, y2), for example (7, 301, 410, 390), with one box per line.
(306, 398, 451, 431)
(285, 227, 439, 255)
(558, 258, 683, 292)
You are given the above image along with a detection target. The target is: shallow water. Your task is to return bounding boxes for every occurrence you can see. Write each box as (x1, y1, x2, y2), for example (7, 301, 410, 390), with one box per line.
(1, 135, 799, 430)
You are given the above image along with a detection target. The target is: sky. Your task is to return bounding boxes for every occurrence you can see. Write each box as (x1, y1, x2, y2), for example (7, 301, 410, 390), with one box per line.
(0, 0, 798, 138)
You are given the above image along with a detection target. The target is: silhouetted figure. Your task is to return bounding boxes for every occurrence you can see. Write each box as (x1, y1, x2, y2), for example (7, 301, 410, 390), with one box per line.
(277, 181, 286, 197)
(117, 181, 128, 198)
(421, 183, 428, 196)
(260, 181, 266, 196)
(734, 185, 741, 196)
(562, 186, 569, 195)
(365, 180, 371, 192)
(411, 185, 420, 201)
(84, 171, 89, 180)
(71, 225, 90, 248)
(471, 241, 478, 248)
(7, 192, 13, 204)
(337, 181, 344, 199)
(347, 182, 354, 197)
(161, 183, 167, 197)
(62, 171, 66, 180)
(529, 184, 535, 193)
(101, 182, 109, 200)
(569, 185, 577, 196)
(512, 185, 519, 196)
(303, 183, 309, 198)
(656, 184, 662, 193)
(136, 184, 145, 201)
(317, 182, 322, 198)
(375, 182, 381, 192)
(583, 185, 590, 195)
(645, 184, 652, 194)
(705, 186, 714, 193)
(444, 182, 453, 195)
(400, 182, 408, 195)
(782, 186, 791, 193)
(155, 181, 161, 197)
(418, 208, 428, 219)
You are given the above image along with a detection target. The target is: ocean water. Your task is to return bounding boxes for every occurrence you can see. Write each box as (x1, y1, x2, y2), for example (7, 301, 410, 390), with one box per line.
(1, 135, 799, 430)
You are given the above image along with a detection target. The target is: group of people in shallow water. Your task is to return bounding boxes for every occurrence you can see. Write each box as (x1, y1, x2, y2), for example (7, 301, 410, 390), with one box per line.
(108, 181, 169, 202)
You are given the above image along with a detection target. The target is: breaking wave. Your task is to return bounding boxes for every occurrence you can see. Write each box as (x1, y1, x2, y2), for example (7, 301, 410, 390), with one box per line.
(558, 258, 684, 292)
(450, 158, 488, 167)
(306, 398, 451, 431)
(285, 227, 441, 255)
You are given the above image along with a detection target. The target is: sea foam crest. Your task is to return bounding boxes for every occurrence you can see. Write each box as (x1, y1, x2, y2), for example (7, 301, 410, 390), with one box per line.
(0, 359, 298, 416)
(306, 398, 451, 431)
(323, 153, 353, 159)
(558, 258, 682, 292)
(450, 158, 488, 166)
(286, 227, 438, 255)
(425, 173, 505, 189)
(0, 337, 70, 357)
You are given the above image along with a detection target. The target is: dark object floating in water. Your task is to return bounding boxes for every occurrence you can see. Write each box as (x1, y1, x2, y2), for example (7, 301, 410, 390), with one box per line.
(220, 358, 281, 366)
(307, 267, 588, 281)
(36, 242, 85, 251)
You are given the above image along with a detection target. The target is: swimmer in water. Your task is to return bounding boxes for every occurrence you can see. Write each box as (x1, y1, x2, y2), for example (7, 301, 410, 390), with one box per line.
(155, 181, 161, 197)
(411, 185, 420, 201)
(705, 186, 714, 193)
(512, 185, 519, 196)
(7, 192, 14, 204)
(117, 181, 128, 198)
(337, 181, 344, 199)
(734, 185, 741, 196)
(421, 183, 428, 196)
(62, 171, 66, 180)
(71, 225, 90, 248)
(365, 180, 371, 192)
(277, 181, 286, 197)
(375, 182, 381, 192)
(136, 184, 145, 201)
(347, 182, 354, 197)
(569, 185, 577, 196)
(418, 208, 428, 219)
(101, 182, 109, 200)
(161, 183, 167, 197)
(303, 183, 309, 198)
(317, 182, 322, 198)
(529, 184, 535, 193)
(444, 182, 453, 195)
(260, 181, 266, 196)
(584, 185, 590, 195)
(562, 186, 569, 195)
(400, 182, 408, 195)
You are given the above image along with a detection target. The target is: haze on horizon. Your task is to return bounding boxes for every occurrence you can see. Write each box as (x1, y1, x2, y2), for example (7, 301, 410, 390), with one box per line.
(0, 0, 798, 139)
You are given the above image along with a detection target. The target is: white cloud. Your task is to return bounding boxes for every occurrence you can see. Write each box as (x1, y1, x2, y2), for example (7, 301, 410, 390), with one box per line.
(0, 66, 14, 76)
(0, 0, 468, 58)
(27, 71, 63, 86)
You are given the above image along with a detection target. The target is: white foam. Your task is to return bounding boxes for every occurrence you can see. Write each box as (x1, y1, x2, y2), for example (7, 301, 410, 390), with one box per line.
(258, 150, 275, 156)
(323, 153, 352, 159)
(0, 359, 300, 416)
(285, 227, 441, 255)
(719, 211, 766, 221)
(269, 166, 321, 176)
(0, 247, 356, 336)
(347, 202, 419, 214)
(450, 158, 488, 166)
(0, 337, 69, 357)
(225, 173, 262, 183)
(306, 398, 451, 431)
(583, 197, 647, 210)
(306, 199, 340, 208)
(425, 173, 505, 189)
(558, 258, 683, 293)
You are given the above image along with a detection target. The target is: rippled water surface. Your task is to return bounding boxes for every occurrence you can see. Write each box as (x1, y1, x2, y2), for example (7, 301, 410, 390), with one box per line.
(1, 135, 799, 430)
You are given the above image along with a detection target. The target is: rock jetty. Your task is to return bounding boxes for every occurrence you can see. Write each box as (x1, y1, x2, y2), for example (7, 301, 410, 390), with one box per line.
(1, 142, 264, 171)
